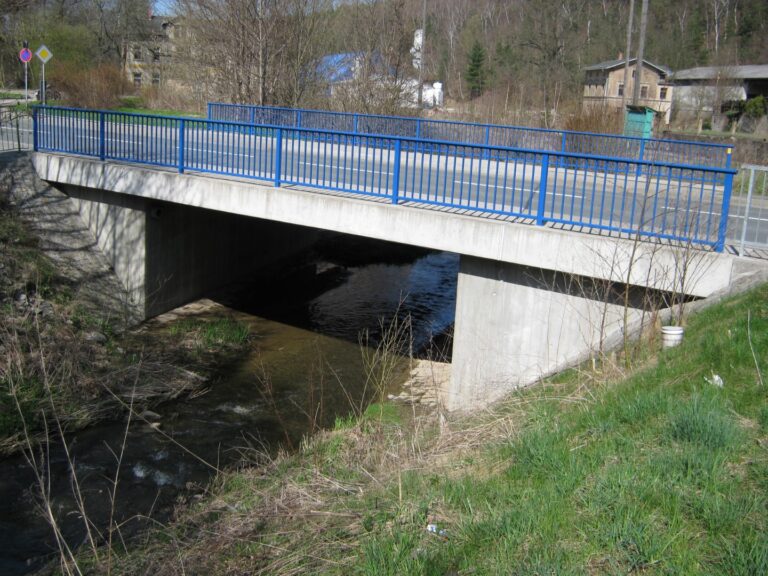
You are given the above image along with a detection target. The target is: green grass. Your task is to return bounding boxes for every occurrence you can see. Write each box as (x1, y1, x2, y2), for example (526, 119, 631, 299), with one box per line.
(346, 284, 768, 575)
(79, 283, 768, 575)
(168, 316, 250, 347)
(0, 375, 45, 437)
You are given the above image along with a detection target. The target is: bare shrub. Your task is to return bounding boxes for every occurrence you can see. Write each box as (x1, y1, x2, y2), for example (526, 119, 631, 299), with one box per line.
(564, 105, 623, 134)
(51, 64, 131, 109)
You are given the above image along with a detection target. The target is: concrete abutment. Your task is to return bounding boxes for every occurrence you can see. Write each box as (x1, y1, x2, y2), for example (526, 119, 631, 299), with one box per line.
(449, 256, 644, 411)
(63, 185, 319, 319)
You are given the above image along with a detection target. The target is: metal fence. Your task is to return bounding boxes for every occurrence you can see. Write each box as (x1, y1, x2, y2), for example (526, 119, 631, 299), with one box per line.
(208, 103, 733, 171)
(0, 106, 32, 152)
(34, 106, 736, 251)
(727, 165, 768, 256)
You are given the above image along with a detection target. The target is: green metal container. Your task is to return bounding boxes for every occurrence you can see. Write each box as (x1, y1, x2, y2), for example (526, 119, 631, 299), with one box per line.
(624, 105, 656, 139)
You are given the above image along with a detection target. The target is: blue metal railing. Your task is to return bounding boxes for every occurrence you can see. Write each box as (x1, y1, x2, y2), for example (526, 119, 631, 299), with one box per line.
(34, 106, 736, 251)
(208, 102, 733, 171)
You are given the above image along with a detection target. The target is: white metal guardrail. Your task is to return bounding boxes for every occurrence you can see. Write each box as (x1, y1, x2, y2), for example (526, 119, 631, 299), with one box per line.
(728, 164, 768, 257)
(0, 106, 32, 152)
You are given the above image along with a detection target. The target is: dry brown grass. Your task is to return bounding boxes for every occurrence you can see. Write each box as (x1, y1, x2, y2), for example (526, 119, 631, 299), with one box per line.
(98, 365, 610, 576)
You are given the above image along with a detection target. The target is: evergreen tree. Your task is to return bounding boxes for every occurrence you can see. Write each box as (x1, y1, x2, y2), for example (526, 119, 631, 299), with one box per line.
(465, 40, 487, 99)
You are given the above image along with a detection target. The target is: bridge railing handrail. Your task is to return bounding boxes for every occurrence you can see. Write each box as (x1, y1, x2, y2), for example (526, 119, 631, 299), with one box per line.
(208, 102, 733, 150)
(33, 105, 737, 252)
(208, 102, 734, 170)
(36, 105, 736, 175)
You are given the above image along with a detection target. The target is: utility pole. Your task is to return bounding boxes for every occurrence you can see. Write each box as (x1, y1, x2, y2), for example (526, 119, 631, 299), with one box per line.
(417, 0, 426, 108)
(632, 0, 649, 106)
(621, 0, 634, 110)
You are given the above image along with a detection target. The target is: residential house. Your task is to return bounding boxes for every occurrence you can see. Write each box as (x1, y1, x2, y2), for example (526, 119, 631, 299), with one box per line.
(124, 16, 177, 91)
(583, 57, 673, 124)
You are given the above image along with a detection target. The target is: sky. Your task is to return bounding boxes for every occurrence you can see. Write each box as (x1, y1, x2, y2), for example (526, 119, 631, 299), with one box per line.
(154, 1, 175, 16)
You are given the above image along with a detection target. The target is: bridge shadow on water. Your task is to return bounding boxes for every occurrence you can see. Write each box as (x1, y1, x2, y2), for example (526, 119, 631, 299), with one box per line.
(208, 232, 458, 361)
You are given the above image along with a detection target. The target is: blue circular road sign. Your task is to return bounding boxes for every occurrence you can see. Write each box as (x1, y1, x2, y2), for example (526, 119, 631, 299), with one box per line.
(19, 48, 32, 63)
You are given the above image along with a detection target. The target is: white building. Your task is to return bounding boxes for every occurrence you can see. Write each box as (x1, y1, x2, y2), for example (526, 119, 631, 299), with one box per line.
(669, 65, 768, 121)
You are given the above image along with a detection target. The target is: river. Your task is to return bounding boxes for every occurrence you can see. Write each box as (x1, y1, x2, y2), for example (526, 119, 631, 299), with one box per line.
(0, 235, 458, 574)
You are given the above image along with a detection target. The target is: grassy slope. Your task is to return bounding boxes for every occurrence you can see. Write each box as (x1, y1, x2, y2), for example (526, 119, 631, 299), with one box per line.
(95, 283, 768, 575)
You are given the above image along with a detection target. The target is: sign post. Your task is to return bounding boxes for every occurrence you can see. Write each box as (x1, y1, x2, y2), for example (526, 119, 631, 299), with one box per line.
(35, 45, 52, 104)
(19, 43, 32, 106)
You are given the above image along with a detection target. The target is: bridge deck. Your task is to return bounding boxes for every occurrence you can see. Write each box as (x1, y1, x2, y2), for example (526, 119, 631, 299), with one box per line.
(34, 108, 740, 251)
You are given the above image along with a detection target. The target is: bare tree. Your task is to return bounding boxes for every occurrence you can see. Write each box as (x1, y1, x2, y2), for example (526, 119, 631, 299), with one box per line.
(519, 0, 585, 127)
(174, 0, 329, 106)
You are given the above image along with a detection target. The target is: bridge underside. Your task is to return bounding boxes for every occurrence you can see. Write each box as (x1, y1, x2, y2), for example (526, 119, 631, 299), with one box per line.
(63, 185, 319, 318)
(34, 154, 737, 412)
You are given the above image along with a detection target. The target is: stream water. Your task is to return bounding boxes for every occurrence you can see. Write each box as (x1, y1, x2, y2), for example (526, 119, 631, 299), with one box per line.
(0, 235, 459, 575)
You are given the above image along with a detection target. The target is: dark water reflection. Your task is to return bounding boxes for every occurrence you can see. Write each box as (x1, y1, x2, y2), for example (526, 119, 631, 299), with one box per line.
(0, 237, 458, 574)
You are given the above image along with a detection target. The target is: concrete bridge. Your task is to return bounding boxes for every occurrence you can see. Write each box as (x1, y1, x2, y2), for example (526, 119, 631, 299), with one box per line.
(31, 108, 740, 411)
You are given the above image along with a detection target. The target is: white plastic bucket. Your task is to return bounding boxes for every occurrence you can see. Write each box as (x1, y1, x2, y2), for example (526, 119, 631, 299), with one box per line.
(661, 326, 685, 349)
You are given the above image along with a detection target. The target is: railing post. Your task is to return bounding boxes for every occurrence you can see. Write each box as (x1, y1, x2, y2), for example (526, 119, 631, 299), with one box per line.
(392, 139, 402, 205)
(737, 168, 755, 256)
(15, 113, 21, 152)
(415, 118, 422, 153)
(559, 132, 567, 168)
(296, 110, 302, 128)
(716, 170, 735, 253)
(274, 128, 283, 187)
(725, 146, 732, 169)
(353, 113, 359, 135)
(249, 106, 255, 126)
(178, 118, 185, 174)
(99, 112, 105, 161)
(32, 107, 38, 151)
(207, 102, 212, 120)
(637, 138, 646, 176)
(536, 154, 550, 226)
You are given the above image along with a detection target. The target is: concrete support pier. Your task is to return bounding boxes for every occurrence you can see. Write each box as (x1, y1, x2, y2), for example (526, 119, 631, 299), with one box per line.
(449, 256, 643, 411)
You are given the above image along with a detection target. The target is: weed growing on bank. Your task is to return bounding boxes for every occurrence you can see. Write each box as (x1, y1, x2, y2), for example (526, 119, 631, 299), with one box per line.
(94, 281, 768, 575)
(168, 316, 251, 348)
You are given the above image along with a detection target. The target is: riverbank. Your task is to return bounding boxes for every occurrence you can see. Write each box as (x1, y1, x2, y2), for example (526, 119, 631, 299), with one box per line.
(0, 153, 253, 455)
(57, 280, 766, 575)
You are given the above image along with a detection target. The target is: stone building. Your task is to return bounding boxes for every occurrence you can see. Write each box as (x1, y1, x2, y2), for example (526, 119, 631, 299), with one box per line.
(583, 57, 673, 124)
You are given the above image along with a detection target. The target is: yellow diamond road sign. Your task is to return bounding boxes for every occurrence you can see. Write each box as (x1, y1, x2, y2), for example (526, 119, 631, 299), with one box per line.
(35, 45, 52, 64)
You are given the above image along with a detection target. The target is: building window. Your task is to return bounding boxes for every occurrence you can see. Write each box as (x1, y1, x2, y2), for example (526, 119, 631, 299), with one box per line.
(617, 83, 624, 97)
(640, 85, 648, 98)
(660, 87, 668, 100)
(133, 72, 142, 88)
(132, 46, 142, 61)
(152, 72, 161, 86)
